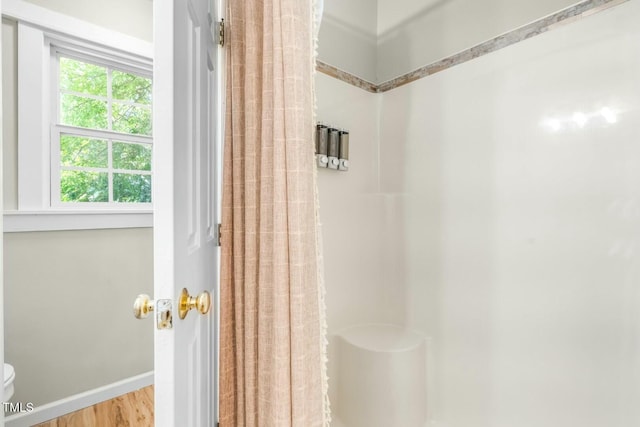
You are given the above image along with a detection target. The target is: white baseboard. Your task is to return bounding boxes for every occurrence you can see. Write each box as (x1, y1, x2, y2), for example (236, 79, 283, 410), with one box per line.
(5, 371, 153, 427)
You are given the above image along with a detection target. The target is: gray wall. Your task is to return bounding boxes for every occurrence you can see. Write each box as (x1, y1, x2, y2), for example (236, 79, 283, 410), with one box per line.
(3, 0, 154, 407)
(4, 229, 153, 405)
(24, 0, 152, 42)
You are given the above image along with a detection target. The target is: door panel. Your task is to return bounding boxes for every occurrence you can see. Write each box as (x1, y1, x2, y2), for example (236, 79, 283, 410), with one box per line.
(152, 0, 219, 425)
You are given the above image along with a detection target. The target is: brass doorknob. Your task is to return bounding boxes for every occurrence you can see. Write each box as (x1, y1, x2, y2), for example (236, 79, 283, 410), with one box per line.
(178, 288, 211, 319)
(133, 294, 154, 319)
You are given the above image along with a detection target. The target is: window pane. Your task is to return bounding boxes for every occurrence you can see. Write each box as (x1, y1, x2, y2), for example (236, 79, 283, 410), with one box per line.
(113, 173, 152, 203)
(61, 94, 108, 129)
(112, 102, 152, 135)
(60, 170, 109, 202)
(59, 57, 107, 97)
(112, 70, 152, 105)
(113, 142, 152, 171)
(60, 135, 108, 168)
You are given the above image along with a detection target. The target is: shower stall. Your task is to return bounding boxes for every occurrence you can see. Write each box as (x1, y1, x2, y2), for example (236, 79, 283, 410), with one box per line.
(316, 0, 640, 426)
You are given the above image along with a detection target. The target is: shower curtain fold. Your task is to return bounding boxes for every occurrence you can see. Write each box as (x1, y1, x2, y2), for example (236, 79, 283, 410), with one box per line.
(219, 1, 329, 426)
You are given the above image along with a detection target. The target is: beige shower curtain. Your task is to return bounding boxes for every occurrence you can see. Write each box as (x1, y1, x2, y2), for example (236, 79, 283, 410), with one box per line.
(219, 1, 329, 426)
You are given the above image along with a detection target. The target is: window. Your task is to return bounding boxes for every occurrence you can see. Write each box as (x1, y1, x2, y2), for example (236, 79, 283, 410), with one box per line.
(11, 20, 154, 231)
(52, 54, 153, 206)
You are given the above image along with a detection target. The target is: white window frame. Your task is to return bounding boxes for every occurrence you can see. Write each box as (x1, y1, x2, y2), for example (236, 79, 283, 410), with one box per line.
(4, 0, 154, 232)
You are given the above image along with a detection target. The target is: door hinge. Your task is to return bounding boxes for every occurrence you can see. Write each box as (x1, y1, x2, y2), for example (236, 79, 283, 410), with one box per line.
(218, 19, 225, 47)
(216, 223, 222, 246)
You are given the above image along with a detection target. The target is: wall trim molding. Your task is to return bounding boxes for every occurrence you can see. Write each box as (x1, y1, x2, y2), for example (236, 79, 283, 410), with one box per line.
(3, 210, 153, 232)
(5, 371, 154, 427)
(317, 0, 628, 93)
(316, 61, 378, 93)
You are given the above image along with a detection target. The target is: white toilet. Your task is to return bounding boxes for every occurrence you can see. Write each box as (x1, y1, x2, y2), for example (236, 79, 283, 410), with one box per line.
(4, 363, 15, 401)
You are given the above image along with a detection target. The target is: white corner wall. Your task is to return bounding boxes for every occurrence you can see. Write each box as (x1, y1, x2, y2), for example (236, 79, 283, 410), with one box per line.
(376, 0, 578, 82)
(318, 0, 581, 84)
(318, 0, 377, 83)
(316, 73, 406, 332)
(379, 1, 640, 425)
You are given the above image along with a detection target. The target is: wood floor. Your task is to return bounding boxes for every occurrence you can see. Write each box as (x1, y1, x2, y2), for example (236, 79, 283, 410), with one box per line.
(34, 385, 154, 427)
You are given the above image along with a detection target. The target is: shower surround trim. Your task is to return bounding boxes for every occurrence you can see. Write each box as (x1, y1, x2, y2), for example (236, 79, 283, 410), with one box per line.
(317, 0, 628, 93)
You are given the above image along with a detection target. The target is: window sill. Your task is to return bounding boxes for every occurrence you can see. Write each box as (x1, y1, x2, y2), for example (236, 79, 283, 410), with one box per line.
(3, 210, 153, 232)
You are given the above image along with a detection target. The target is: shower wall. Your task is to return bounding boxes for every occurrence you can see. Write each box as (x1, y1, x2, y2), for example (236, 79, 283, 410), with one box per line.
(378, 1, 640, 425)
(316, 73, 406, 331)
(317, 0, 640, 425)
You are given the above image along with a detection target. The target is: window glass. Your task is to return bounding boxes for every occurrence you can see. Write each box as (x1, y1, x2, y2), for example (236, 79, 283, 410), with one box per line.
(59, 57, 107, 96)
(60, 170, 109, 202)
(60, 135, 108, 168)
(112, 70, 152, 104)
(113, 142, 152, 171)
(113, 173, 152, 203)
(56, 54, 153, 205)
(60, 94, 108, 129)
(112, 103, 152, 135)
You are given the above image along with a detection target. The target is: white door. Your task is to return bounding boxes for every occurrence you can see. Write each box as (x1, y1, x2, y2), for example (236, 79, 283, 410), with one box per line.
(151, 0, 221, 426)
(1, 0, 5, 423)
